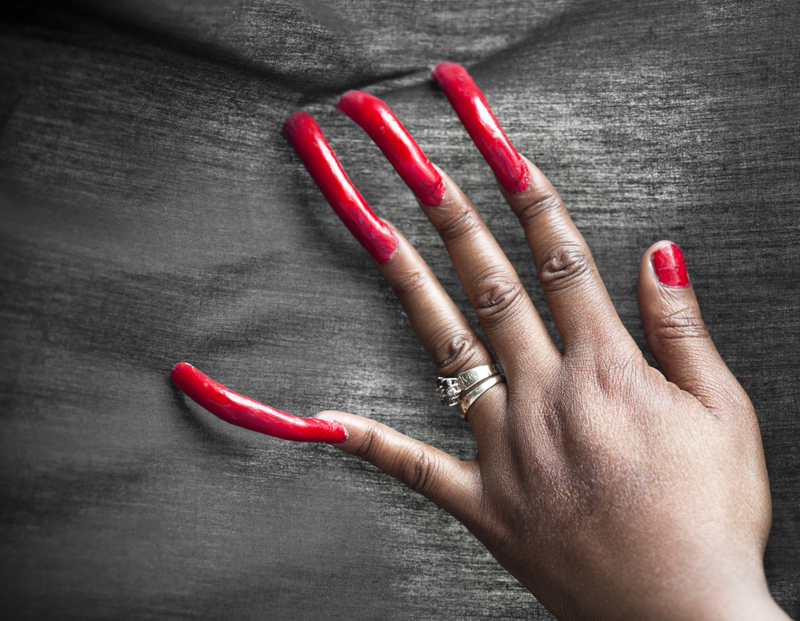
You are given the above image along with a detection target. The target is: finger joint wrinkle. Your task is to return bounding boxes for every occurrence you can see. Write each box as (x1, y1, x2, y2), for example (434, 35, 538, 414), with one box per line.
(539, 245, 593, 293)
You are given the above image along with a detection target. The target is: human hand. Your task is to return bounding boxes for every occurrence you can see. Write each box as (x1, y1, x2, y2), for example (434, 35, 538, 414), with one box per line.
(173, 63, 788, 620)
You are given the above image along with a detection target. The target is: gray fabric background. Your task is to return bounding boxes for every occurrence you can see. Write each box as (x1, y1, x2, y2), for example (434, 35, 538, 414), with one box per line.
(1, 1, 798, 618)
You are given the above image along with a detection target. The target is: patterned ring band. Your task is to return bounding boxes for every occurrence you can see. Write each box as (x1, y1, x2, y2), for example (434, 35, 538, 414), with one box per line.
(457, 374, 507, 420)
(437, 364, 501, 407)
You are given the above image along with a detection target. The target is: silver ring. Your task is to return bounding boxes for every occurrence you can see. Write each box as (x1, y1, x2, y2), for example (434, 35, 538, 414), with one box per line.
(437, 364, 500, 407)
(457, 374, 506, 420)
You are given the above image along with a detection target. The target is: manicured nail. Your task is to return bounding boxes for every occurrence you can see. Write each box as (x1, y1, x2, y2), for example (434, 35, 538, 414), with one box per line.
(336, 91, 446, 206)
(651, 244, 690, 288)
(431, 62, 529, 194)
(283, 112, 397, 264)
(170, 362, 347, 443)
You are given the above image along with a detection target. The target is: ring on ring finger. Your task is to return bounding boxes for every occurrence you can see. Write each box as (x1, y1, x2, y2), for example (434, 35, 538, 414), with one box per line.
(437, 363, 505, 419)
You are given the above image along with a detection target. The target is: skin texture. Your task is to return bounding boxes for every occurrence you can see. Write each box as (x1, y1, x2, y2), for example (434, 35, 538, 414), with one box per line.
(431, 62, 529, 194)
(337, 90, 445, 206)
(180, 68, 788, 619)
(170, 362, 346, 443)
(282, 111, 397, 263)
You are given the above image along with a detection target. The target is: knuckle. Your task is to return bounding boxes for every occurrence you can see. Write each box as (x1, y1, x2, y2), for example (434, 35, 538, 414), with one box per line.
(397, 447, 441, 496)
(391, 267, 429, 300)
(470, 268, 526, 328)
(724, 384, 755, 420)
(729, 384, 753, 412)
(436, 208, 483, 244)
(515, 190, 564, 229)
(594, 350, 645, 394)
(538, 243, 594, 294)
(650, 307, 710, 342)
(353, 424, 385, 463)
(430, 328, 483, 377)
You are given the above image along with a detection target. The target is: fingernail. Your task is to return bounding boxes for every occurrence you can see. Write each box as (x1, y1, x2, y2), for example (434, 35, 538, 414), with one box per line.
(170, 362, 348, 444)
(336, 91, 446, 206)
(431, 62, 529, 194)
(651, 244, 690, 288)
(283, 112, 397, 264)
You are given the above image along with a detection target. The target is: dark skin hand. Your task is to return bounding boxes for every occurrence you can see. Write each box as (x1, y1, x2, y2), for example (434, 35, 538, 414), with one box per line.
(160, 64, 787, 618)
(315, 159, 788, 619)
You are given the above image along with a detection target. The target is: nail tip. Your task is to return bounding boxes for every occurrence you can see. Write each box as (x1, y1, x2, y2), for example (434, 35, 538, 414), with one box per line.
(434, 61, 461, 71)
(431, 62, 451, 82)
(170, 361, 191, 380)
(335, 89, 358, 108)
(432, 61, 468, 83)
(283, 111, 312, 138)
(336, 90, 374, 118)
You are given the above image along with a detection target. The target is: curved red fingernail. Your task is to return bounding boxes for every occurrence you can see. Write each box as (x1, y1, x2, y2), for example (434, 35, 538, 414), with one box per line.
(651, 244, 690, 288)
(171, 362, 347, 444)
(431, 62, 529, 194)
(283, 112, 397, 264)
(336, 90, 445, 206)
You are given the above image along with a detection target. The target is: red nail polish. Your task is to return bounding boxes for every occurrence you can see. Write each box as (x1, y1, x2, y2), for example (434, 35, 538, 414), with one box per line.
(283, 112, 397, 264)
(651, 244, 690, 288)
(171, 362, 347, 443)
(336, 90, 445, 206)
(431, 62, 529, 194)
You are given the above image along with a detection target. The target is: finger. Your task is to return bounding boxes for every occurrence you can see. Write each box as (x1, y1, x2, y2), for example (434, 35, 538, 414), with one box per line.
(378, 228, 492, 380)
(377, 226, 509, 439)
(171, 363, 347, 443)
(337, 89, 488, 379)
(336, 90, 559, 376)
(638, 242, 745, 410)
(316, 410, 483, 524)
(432, 64, 630, 354)
(502, 158, 634, 354)
(430, 171, 561, 375)
(283, 111, 397, 264)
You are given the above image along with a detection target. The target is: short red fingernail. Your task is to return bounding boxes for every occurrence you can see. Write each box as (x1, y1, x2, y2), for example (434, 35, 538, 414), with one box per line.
(431, 62, 529, 194)
(651, 244, 690, 288)
(283, 112, 397, 264)
(336, 90, 446, 206)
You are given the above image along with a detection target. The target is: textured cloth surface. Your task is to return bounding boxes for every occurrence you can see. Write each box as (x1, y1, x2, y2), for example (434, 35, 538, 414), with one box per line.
(1, 2, 798, 618)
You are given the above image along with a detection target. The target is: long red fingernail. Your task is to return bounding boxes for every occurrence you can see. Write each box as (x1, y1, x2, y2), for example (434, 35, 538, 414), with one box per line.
(171, 362, 347, 443)
(431, 62, 529, 194)
(336, 90, 446, 206)
(283, 112, 397, 264)
(651, 244, 690, 288)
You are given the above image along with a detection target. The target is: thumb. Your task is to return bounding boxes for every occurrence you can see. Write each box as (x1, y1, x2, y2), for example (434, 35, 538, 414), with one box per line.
(637, 241, 745, 411)
(316, 411, 481, 520)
